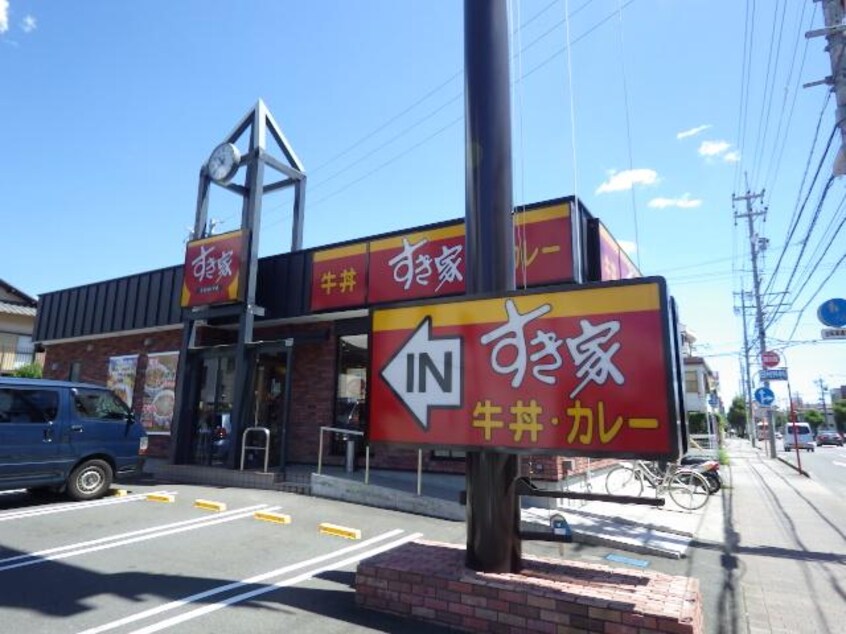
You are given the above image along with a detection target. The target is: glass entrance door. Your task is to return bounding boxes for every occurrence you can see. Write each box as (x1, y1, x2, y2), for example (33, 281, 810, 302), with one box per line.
(192, 354, 236, 466)
(249, 352, 288, 470)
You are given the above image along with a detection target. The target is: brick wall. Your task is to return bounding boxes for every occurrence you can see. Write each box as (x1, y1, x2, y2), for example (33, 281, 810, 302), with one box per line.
(43, 329, 183, 457)
(356, 540, 703, 634)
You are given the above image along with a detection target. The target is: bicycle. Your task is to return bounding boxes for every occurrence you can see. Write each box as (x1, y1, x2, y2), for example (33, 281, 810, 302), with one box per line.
(604, 460, 710, 511)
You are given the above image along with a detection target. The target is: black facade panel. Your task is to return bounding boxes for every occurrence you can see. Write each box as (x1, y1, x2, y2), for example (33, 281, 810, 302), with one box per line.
(82, 285, 96, 336)
(255, 252, 309, 320)
(92, 284, 105, 334)
(74, 288, 88, 337)
(103, 281, 117, 334)
(114, 279, 128, 332)
(66, 290, 79, 338)
(167, 267, 183, 324)
(139, 274, 154, 328)
(55, 291, 69, 341)
(126, 277, 139, 330)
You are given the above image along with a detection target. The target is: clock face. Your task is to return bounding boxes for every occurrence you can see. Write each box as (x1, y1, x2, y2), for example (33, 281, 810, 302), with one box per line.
(207, 143, 240, 183)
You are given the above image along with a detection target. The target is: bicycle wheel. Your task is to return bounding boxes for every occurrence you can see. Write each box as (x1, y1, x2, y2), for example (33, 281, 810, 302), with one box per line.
(667, 471, 710, 510)
(605, 465, 643, 496)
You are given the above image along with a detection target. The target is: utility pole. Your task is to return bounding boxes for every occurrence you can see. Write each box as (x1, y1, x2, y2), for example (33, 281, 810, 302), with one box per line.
(816, 377, 830, 427)
(733, 180, 777, 457)
(735, 291, 756, 447)
(805, 0, 846, 175)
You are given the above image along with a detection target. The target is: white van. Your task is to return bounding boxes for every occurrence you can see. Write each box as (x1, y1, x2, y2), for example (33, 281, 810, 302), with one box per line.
(783, 422, 815, 452)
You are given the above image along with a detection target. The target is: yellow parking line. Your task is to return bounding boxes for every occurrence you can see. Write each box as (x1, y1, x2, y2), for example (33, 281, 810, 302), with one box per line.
(318, 522, 361, 540)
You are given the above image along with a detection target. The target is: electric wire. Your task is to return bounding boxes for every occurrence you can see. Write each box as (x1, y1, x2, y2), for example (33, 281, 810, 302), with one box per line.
(563, 0, 580, 229)
(734, 0, 756, 193)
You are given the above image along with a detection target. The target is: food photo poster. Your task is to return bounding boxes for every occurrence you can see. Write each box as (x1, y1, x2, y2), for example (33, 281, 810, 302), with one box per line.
(140, 352, 179, 435)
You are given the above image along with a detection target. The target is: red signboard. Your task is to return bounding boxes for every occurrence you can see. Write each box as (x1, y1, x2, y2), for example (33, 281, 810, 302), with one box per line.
(180, 230, 244, 308)
(368, 223, 466, 304)
(310, 242, 368, 311)
(369, 278, 680, 459)
(761, 350, 780, 368)
(514, 202, 573, 286)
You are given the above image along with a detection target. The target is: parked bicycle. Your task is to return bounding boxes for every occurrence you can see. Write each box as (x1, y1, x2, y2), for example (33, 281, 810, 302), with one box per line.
(604, 460, 710, 511)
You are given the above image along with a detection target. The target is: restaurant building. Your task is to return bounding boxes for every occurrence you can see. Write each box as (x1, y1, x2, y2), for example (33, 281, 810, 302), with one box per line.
(32, 193, 641, 485)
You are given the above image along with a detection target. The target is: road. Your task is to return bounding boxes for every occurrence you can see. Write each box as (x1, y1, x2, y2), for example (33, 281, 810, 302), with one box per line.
(0, 481, 728, 634)
(778, 442, 846, 493)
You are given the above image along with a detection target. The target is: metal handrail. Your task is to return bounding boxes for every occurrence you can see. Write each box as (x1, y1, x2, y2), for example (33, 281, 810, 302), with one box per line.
(240, 426, 270, 473)
(317, 426, 369, 484)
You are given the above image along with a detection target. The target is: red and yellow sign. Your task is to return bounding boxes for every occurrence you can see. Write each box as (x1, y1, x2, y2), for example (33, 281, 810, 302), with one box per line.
(180, 230, 244, 308)
(368, 223, 466, 303)
(310, 242, 368, 311)
(599, 223, 640, 281)
(308, 199, 579, 311)
(369, 278, 680, 459)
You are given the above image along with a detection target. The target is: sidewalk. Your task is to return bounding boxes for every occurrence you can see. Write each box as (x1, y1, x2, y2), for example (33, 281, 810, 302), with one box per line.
(720, 438, 846, 633)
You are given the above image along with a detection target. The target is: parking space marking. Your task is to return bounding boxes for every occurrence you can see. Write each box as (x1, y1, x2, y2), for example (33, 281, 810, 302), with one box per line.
(834, 461, 846, 468)
(0, 492, 177, 523)
(127, 531, 424, 634)
(0, 504, 274, 573)
(77, 529, 418, 634)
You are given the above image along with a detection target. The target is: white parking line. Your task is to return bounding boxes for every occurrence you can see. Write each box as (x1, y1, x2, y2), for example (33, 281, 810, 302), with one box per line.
(128, 531, 424, 634)
(0, 504, 273, 573)
(0, 491, 177, 523)
(77, 529, 416, 634)
(833, 461, 846, 468)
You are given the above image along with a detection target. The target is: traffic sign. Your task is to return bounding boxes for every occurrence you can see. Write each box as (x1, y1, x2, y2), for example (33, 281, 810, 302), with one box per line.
(761, 350, 780, 368)
(759, 368, 787, 381)
(821, 327, 846, 340)
(369, 278, 681, 459)
(754, 386, 775, 407)
(817, 298, 846, 328)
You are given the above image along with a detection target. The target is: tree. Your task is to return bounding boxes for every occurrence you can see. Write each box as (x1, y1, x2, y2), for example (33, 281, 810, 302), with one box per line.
(833, 400, 846, 434)
(727, 396, 747, 436)
(804, 409, 824, 431)
(687, 412, 708, 434)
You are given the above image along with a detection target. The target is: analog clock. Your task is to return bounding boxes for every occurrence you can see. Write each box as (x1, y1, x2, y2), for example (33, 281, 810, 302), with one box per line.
(207, 143, 241, 184)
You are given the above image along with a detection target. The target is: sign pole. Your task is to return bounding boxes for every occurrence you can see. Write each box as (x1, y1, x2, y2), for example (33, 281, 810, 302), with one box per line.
(463, 0, 521, 573)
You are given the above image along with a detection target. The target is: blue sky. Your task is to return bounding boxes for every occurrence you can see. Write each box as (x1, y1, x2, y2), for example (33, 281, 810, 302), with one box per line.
(1, 0, 844, 409)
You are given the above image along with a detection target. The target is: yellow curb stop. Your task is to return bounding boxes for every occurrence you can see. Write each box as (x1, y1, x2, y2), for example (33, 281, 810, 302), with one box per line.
(318, 522, 361, 540)
(194, 499, 227, 512)
(254, 511, 292, 525)
(146, 492, 176, 503)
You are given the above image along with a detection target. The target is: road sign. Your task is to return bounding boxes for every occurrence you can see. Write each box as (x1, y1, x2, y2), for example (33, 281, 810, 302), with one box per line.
(708, 393, 719, 407)
(369, 278, 681, 459)
(759, 368, 788, 381)
(821, 327, 846, 340)
(817, 298, 846, 328)
(754, 386, 775, 406)
(761, 350, 780, 368)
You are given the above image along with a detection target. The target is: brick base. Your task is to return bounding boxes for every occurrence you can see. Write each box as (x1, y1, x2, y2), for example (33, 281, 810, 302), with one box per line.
(355, 541, 703, 634)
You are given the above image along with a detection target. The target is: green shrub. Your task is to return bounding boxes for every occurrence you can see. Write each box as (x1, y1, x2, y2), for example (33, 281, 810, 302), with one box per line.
(12, 363, 43, 379)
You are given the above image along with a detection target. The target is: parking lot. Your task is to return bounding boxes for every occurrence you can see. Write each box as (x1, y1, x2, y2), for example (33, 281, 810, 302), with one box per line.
(0, 483, 465, 634)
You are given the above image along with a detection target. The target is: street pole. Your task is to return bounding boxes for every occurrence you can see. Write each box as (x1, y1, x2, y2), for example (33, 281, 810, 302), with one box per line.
(738, 291, 756, 447)
(816, 377, 830, 428)
(463, 0, 520, 573)
(783, 351, 802, 472)
(733, 180, 776, 457)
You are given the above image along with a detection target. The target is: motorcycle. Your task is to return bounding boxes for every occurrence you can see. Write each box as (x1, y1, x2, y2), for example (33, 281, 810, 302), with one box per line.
(680, 454, 722, 493)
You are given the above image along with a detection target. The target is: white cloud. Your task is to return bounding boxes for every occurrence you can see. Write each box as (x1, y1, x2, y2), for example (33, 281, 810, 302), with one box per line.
(21, 14, 35, 33)
(698, 140, 731, 157)
(595, 168, 659, 194)
(618, 240, 638, 256)
(676, 124, 711, 140)
(0, 0, 9, 34)
(723, 150, 741, 163)
(647, 194, 703, 209)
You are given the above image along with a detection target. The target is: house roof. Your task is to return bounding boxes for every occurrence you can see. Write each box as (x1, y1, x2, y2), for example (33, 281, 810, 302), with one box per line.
(0, 300, 36, 317)
(0, 279, 37, 307)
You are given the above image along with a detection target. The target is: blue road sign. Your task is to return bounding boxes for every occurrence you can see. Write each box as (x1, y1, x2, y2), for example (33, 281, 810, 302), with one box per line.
(817, 298, 846, 328)
(754, 386, 775, 406)
(759, 368, 788, 381)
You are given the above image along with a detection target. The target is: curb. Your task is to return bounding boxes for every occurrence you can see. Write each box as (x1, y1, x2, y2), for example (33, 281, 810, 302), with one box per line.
(776, 456, 811, 478)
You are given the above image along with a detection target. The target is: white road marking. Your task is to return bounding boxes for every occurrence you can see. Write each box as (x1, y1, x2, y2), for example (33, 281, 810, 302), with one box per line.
(77, 529, 412, 634)
(833, 461, 846, 468)
(127, 531, 425, 634)
(0, 504, 273, 573)
(0, 491, 177, 522)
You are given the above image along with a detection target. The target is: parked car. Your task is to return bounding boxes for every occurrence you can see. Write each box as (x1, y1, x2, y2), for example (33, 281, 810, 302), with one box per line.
(783, 422, 815, 452)
(0, 378, 148, 500)
(816, 429, 844, 447)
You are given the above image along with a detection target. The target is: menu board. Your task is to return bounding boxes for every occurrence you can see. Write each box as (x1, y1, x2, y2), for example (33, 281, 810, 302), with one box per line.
(140, 351, 179, 435)
(106, 355, 139, 408)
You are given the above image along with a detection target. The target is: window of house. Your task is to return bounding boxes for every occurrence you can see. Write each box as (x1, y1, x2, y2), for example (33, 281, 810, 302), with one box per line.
(332, 335, 368, 457)
(684, 370, 699, 394)
(69, 362, 82, 382)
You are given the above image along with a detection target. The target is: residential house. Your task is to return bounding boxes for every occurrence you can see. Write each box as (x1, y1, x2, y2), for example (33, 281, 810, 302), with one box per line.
(0, 279, 40, 374)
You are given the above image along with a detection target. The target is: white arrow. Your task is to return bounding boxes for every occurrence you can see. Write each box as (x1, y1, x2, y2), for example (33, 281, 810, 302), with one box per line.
(381, 317, 462, 431)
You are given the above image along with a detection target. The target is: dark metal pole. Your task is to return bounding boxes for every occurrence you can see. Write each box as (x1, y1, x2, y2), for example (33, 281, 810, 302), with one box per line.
(464, 0, 520, 573)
